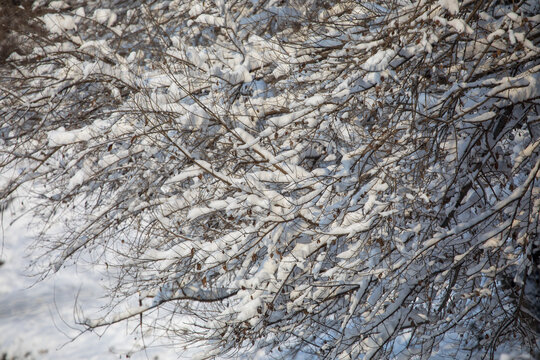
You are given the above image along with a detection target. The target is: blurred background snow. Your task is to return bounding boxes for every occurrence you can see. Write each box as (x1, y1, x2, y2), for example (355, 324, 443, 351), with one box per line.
(0, 200, 177, 360)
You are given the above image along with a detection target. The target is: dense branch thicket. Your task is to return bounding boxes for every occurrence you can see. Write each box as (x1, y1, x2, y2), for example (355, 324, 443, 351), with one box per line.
(1, 0, 539, 358)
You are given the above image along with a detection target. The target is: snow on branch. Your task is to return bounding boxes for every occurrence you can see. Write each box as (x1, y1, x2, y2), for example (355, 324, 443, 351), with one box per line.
(1, 0, 539, 358)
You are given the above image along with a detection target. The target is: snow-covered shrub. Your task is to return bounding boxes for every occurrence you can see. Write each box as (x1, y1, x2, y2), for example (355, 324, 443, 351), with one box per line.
(1, 0, 539, 358)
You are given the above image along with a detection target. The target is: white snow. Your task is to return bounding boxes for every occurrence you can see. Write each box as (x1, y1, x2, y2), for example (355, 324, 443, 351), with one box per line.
(67, 166, 90, 190)
(304, 95, 325, 107)
(41, 14, 77, 35)
(187, 206, 214, 220)
(464, 111, 496, 123)
(0, 200, 183, 359)
(47, 126, 94, 146)
(487, 29, 505, 42)
(362, 49, 395, 72)
(164, 166, 204, 185)
(48, 1, 70, 10)
(94, 9, 117, 27)
(195, 14, 225, 27)
(447, 19, 473, 34)
(439, 0, 459, 15)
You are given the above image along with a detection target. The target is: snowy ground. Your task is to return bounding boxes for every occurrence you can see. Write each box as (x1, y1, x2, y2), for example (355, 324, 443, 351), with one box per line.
(0, 200, 179, 360)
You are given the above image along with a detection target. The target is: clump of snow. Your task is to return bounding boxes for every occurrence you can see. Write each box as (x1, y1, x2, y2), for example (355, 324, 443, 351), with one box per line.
(439, 0, 459, 15)
(41, 14, 77, 35)
(362, 49, 395, 72)
(94, 9, 117, 27)
(305, 94, 325, 107)
(47, 126, 94, 146)
(195, 14, 225, 27)
(487, 29, 505, 42)
(49, 1, 70, 10)
(75, 7, 85, 19)
(189, 4, 204, 17)
(447, 19, 473, 34)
